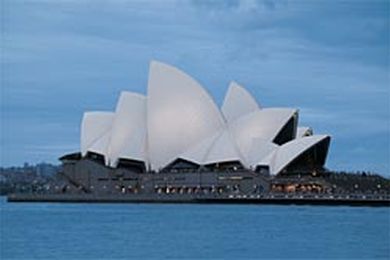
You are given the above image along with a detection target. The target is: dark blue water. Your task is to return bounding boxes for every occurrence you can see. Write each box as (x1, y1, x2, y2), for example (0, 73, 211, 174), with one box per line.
(1, 197, 389, 259)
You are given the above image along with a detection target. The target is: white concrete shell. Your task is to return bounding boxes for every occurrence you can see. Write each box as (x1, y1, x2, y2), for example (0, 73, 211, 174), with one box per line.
(269, 135, 330, 175)
(296, 127, 313, 138)
(88, 130, 112, 157)
(78, 61, 331, 173)
(230, 108, 297, 160)
(178, 129, 245, 166)
(80, 112, 114, 156)
(203, 129, 245, 165)
(147, 61, 225, 170)
(107, 92, 147, 167)
(221, 81, 260, 123)
(246, 138, 279, 168)
(179, 131, 221, 165)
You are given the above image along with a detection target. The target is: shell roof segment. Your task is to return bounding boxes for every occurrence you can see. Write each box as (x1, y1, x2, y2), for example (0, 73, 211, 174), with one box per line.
(270, 135, 330, 175)
(80, 111, 114, 156)
(296, 126, 313, 138)
(203, 128, 245, 166)
(146, 61, 226, 170)
(80, 60, 331, 174)
(107, 92, 147, 167)
(230, 108, 298, 159)
(222, 81, 260, 123)
(87, 130, 112, 159)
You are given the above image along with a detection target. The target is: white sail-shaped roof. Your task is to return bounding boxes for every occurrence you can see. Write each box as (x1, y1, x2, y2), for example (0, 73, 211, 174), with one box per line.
(203, 129, 245, 165)
(246, 138, 279, 168)
(88, 130, 112, 157)
(179, 131, 221, 165)
(269, 135, 330, 175)
(222, 81, 260, 123)
(230, 108, 297, 159)
(80, 112, 114, 156)
(147, 61, 225, 170)
(179, 129, 245, 166)
(296, 127, 313, 138)
(77, 60, 331, 173)
(107, 92, 147, 167)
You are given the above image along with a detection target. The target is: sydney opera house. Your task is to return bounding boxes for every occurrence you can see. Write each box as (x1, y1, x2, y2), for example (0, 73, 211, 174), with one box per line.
(77, 61, 330, 176)
(47, 60, 336, 199)
(8, 60, 389, 205)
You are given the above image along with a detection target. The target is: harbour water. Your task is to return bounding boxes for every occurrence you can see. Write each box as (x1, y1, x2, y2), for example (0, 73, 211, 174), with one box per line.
(1, 197, 389, 259)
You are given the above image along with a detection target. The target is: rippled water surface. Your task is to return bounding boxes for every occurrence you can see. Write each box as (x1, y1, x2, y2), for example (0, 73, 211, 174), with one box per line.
(1, 197, 389, 259)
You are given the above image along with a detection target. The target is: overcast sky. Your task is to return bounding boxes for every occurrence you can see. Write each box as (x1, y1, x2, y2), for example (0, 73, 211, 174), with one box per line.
(1, 0, 389, 175)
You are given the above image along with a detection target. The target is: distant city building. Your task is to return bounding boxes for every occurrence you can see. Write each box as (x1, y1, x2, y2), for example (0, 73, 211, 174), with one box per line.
(36, 162, 58, 176)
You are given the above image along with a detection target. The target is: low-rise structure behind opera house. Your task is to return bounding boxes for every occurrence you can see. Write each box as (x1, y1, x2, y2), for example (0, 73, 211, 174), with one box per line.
(8, 61, 390, 205)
